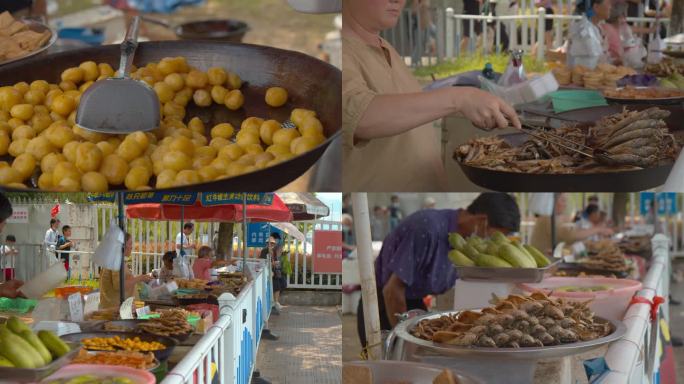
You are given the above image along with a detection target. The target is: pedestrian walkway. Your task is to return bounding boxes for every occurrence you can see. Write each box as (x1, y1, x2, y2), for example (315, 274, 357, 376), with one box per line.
(256, 306, 342, 384)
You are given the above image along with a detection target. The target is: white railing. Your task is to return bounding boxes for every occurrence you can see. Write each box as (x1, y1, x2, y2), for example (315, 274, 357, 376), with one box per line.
(162, 258, 272, 384)
(603, 234, 670, 382)
(288, 220, 342, 290)
(380, 6, 671, 67)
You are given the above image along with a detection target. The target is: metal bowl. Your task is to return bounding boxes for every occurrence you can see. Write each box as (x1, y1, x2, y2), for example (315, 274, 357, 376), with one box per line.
(0, 41, 341, 191)
(0, 19, 57, 67)
(387, 310, 626, 361)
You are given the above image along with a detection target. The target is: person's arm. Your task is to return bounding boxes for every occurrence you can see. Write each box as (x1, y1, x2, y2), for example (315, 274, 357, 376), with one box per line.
(382, 274, 407, 328)
(355, 87, 521, 141)
(342, 50, 521, 145)
(0, 280, 24, 298)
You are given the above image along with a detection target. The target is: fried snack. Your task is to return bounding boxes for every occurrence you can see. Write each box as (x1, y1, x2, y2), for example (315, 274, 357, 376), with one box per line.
(434, 369, 459, 384)
(81, 336, 165, 352)
(137, 308, 194, 337)
(0, 12, 50, 61)
(603, 85, 684, 99)
(556, 63, 636, 88)
(581, 241, 630, 272)
(103, 322, 138, 333)
(72, 349, 156, 370)
(456, 107, 679, 172)
(552, 67, 571, 85)
(645, 59, 684, 77)
(412, 292, 613, 348)
(176, 278, 210, 289)
(86, 308, 118, 321)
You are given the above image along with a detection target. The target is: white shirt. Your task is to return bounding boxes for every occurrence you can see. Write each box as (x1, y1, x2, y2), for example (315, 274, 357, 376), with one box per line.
(1, 245, 16, 269)
(44, 228, 59, 250)
(174, 232, 194, 279)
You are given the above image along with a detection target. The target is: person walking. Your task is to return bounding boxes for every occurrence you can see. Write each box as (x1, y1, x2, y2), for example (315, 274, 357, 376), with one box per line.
(56, 225, 74, 277)
(44, 218, 60, 264)
(260, 233, 287, 314)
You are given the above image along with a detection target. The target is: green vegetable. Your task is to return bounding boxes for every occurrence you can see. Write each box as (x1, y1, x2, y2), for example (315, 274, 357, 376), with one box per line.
(448, 249, 475, 267)
(474, 253, 513, 268)
(499, 244, 537, 268)
(524, 244, 550, 267)
(448, 232, 466, 250)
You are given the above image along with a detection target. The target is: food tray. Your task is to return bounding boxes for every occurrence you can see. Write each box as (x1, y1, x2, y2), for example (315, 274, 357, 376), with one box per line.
(0, 343, 80, 383)
(95, 320, 146, 333)
(456, 132, 673, 192)
(395, 311, 626, 360)
(0, 19, 57, 67)
(75, 351, 161, 372)
(454, 256, 560, 283)
(604, 87, 684, 105)
(344, 360, 482, 384)
(41, 364, 156, 384)
(555, 262, 630, 278)
(663, 50, 684, 59)
(59, 332, 178, 362)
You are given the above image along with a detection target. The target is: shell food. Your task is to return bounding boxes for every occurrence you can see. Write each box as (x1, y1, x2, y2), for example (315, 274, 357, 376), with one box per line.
(411, 293, 613, 348)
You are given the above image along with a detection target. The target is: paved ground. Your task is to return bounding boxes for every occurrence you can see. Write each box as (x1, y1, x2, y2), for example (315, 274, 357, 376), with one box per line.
(256, 306, 342, 384)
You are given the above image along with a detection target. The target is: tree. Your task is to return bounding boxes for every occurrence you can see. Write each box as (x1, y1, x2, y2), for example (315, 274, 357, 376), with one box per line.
(216, 222, 234, 260)
(673, 0, 683, 35)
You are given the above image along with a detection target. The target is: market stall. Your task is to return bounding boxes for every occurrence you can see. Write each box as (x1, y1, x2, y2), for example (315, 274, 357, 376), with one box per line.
(0, 192, 282, 384)
(347, 193, 676, 384)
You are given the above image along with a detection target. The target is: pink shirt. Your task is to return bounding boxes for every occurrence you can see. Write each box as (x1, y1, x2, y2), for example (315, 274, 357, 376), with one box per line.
(601, 23, 623, 64)
(192, 258, 213, 281)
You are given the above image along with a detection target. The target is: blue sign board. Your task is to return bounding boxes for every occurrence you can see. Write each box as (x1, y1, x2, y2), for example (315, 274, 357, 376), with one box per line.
(247, 223, 283, 248)
(639, 192, 677, 216)
(88, 192, 273, 206)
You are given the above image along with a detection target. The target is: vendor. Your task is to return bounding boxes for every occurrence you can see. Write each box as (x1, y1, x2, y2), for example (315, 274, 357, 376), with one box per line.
(192, 246, 232, 280)
(356, 193, 521, 348)
(342, 0, 521, 191)
(567, 0, 612, 69)
(530, 193, 614, 253)
(99, 233, 152, 309)
(0, 0, 46, 17)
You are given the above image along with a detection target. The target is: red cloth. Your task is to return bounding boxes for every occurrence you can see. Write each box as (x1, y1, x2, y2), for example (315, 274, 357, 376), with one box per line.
(3, 268, 14, 280)
(192, 258, 213, 280)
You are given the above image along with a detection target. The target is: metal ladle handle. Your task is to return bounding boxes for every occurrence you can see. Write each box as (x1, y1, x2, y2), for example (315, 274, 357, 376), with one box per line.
(117, 16, 141, 78)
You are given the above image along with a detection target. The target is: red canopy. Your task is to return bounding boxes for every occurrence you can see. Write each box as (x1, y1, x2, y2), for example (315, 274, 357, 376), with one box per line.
(125, 194, 293, 222)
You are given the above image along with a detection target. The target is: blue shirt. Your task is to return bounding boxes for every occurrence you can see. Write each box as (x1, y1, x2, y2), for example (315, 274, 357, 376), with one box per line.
(375, 209, 460, 299)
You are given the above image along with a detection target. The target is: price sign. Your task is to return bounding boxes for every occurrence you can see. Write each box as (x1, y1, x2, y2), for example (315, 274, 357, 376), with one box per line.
(83, 292, 100, 315)
(135, 306, 151, 317)
(68, 293, 83, 322)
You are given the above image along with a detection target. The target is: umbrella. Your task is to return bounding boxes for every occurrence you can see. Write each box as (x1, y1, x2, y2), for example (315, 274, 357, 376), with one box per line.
(278, 192, 329, 221)
(125, 196, 292, 222)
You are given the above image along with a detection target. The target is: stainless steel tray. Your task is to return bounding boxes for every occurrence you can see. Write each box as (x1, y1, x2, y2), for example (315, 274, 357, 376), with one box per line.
(0, 343, 79, 383)
(454, 255, 561, 283)
(391, 310, 626, 361)
(0, 19, 57, 67)
(344, 360, 481, 384)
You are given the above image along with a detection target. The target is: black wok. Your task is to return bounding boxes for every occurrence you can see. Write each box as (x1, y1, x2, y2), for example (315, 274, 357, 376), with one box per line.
(456, 132, 674, 192)
(0, 41, 341, 192)
(141, 16, 249, 42)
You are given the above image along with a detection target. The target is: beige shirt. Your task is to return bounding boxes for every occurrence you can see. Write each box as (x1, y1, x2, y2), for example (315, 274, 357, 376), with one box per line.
(99, 268, 134, 310)
(530, 216, 579, 254)
(342, 32, 446, 192)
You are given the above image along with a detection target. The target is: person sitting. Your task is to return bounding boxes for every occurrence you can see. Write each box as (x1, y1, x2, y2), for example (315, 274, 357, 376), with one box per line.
(153, 251, 176, 284)
(192, 246, 231, 281)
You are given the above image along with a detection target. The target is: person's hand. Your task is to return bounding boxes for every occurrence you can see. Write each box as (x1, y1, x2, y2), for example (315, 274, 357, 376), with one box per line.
(599, 227, 614, 236)
(0, 280, 24, 298)
(139, 274, 153, 283)
(455, 88, 521, 130)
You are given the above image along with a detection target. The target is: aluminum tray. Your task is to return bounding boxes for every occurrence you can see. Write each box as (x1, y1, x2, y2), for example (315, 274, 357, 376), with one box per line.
(344, 360, 481, 384)
(392, 311, 626, 361)
(0, 343, 79, 383)
(0, 19, 57, 67)
(454, 255, 560, 283)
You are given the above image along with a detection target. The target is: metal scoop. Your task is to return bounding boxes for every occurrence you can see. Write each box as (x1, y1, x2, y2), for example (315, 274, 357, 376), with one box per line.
(76, 16, 160, 134)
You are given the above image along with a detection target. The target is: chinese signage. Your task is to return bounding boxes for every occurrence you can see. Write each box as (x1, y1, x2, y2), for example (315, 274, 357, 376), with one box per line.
(247, 223, 283, 248)
(312, 230, 343, 274)
(7, 206, 28, 223)
(88, 192, 273, 206)
(640, 192, 678, 216)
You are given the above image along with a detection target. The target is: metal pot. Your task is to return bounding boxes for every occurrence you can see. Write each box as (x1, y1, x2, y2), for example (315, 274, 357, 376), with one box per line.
(142, 16, 249, 42)
(385, 311, 626, 384)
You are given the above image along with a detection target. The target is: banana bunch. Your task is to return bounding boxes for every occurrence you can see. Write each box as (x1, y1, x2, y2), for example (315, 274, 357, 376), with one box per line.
(448, 232, 550, 269)
(0, 316, 71, 368)
(659, 73, 684, 90)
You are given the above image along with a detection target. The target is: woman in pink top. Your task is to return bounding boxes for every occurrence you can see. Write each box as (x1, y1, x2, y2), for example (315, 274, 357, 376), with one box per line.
(192, 246, 230, 280)
(602, 2, 627, 65)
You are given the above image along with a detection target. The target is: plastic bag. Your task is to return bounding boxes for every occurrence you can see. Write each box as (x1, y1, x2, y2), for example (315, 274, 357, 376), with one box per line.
(93, 220, 124, 271)
(498, 49, 527, 86)
(647, 33, 665, 64)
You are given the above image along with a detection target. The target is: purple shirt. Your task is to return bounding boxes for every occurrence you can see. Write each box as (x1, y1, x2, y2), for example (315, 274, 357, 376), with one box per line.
(375, 209, 460, 300)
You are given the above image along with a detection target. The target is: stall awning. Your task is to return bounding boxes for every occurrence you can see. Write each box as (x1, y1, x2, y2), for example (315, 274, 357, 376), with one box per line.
(125, 194, 292, 222)
(278, 192, 329, 221)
